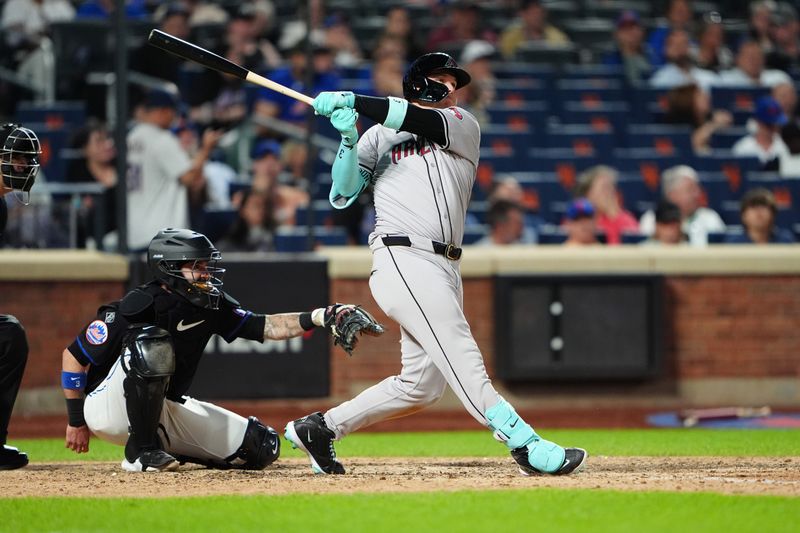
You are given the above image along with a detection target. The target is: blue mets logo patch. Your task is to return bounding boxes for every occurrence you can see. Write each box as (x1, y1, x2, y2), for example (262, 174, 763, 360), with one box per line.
(86, 320, 109, 345)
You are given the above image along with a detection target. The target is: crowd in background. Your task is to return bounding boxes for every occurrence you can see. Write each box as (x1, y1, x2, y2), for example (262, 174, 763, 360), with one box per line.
(0, 0, 798, 250)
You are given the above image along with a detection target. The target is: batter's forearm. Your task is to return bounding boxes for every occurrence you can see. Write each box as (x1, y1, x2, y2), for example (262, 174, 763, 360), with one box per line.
(263, 313, 307, 340)
(354, 95, 446, 145)
(331, 141, 361, 197)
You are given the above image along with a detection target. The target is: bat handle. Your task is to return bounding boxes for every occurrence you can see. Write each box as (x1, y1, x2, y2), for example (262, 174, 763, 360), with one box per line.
(245, 72, 314, 106)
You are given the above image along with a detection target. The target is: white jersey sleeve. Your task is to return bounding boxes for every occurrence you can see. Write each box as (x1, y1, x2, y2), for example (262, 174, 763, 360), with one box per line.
(153, 133, 192, 182)
(433, 106, 481, 166)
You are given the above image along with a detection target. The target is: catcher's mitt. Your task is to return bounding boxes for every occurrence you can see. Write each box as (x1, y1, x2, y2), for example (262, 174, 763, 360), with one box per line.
(324, 304, 385, 356)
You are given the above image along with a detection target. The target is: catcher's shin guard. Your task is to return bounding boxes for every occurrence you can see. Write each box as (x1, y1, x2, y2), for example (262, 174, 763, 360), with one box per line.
(486, 399, 566, 474)
(121, 326, 175, 463)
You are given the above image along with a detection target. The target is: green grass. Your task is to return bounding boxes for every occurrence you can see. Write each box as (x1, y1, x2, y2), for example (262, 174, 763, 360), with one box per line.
(2, 490, 798, 533)
(16, 428, 800, 462)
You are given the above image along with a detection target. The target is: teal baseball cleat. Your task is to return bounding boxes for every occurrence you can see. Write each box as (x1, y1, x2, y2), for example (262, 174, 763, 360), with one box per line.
(512, 446, 587, 476)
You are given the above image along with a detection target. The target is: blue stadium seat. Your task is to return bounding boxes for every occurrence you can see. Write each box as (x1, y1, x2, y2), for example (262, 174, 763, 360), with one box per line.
(630, 87, 672, 120)
(494, 79, 550, 103)
(201, 208, 237, 243)
(621, 232, 647, 244)
(537, 226, 568, 244)
(545, 125, 616, 154)
(554, 78, 625, 112)
(700, 172, 744, 225)
(15, 101, 86, 128)
(485, 101, 548, 129)
(710, 86, 770, 125)
(746, 172, 800, 227)
(481, 124, 539, 154)
(25, 123, 69, 182)
(517, 172, 573, 224)
(710, 126, 748, 150)
(561, 64, 626, 81)
(463, 225, 489, 244)
(559, 101, 629, 131)
(616, 173, 660, 217)
(294, 200, 334, 226)
(494, 63, 555, 83)
(625, 124, 693, 155)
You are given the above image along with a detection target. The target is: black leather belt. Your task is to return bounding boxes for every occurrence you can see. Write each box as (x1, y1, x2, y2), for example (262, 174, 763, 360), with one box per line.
(381, 235, 463, 260)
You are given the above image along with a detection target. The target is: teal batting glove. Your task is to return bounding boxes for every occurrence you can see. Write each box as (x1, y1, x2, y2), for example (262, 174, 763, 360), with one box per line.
(313, 91, 355, 117)
(331, 107, 359, 147)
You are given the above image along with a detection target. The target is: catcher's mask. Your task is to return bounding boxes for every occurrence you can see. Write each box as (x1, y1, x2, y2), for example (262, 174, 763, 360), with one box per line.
(402, 52, 471, 103)
(147, 228, 225, 310)
(1, 123, 41, 203)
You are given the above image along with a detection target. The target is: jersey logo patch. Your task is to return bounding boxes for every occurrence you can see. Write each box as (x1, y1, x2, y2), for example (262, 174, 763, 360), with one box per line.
(105, 311, 116, 323)
(86, 320, 109, 345)
(447, 107, 463, 120)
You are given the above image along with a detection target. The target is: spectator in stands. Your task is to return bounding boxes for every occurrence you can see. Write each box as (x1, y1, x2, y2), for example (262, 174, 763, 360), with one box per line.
(474, 200, 534, 246)
(278, 0, 325, 52)
(718, 40, 792, 87)
(1, 0, 74, 102)
(130, 3, 190, 86)
(639, 165, 726, 246)
(773, 81, 800, 153)
(694, 11, 734, 72)
(174, 122, 235, 211)
(649, 29, 718, 91)
(372, 34, 409, 62)
(748, 0, 775, 51)
(125, 90, 220, 251)
(217, 189, 276, 252)
(641, 200, 686, 245)
(184, 0, 229, 26)
(377, 5, 424, 62)
(368, 53, 404, 97)
(725, 187, 795, 243)
(664, 83, 733, 154)
(574, 165, 639, 245)
(602, 10, 652, 87)
(460, 40, 498, 127)
(249, 139, 308, 227)
(732, 95, 790, 170)
(323, 12, 363, 68)
(75, 0, 146, 19)
(253, 43, 340, 131)
(499, 0, 569, 60)
(765, 2, 800, 72)
(65, 121, 117, 248)
(488, 176, 546, 236)
(426, 1, 495, 53)
(562, 198, 599, 246)
(647, 0, 695, 67)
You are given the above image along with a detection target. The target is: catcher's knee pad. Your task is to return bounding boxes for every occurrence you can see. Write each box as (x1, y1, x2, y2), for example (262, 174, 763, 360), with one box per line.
(485, 399, 537, 450)
(228, 416, 280, 470)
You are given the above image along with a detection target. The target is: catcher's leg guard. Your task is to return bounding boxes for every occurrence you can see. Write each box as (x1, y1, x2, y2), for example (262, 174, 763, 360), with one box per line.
(121, 327, 176, 465)
(486, 399, 565, 474)
(175, 416, 280, 470)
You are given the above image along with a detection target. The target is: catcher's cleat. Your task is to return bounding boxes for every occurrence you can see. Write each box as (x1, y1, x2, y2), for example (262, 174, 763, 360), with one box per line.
(121, 449, 180, 472)
(511, 446, 587, 476)
(0, 445, 29, 471)
(284, 412, 345, 475)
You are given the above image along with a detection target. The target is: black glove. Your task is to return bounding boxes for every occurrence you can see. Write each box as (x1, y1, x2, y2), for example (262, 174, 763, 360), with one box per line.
(323, 304, 385, 356)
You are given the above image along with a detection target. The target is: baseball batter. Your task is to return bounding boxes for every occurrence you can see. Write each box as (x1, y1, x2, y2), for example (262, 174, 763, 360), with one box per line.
(0, 123, 40, 470)
(62, 228, 370, 472)
(285, 53, 587, 476)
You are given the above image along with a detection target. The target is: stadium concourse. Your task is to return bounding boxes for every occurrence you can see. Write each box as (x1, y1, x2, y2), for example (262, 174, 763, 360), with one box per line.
(2, 0, 799, 249)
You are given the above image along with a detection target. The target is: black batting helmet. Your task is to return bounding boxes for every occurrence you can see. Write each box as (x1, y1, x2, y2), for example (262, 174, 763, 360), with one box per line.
(147, 228, 225, 309)
(1, 123, 41, 195)
(402, 52, 471, 103)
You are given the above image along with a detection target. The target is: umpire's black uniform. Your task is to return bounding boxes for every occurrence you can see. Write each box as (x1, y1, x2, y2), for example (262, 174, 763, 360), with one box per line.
(0, 197, 30, 469)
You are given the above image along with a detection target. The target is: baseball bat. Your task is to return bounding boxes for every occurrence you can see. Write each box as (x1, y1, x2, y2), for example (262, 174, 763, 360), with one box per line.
(147, 29, 314, 106)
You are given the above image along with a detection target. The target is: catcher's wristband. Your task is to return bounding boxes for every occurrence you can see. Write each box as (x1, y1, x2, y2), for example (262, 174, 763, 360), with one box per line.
(299, 308, 327, 331)
(66, 397, 86, 427)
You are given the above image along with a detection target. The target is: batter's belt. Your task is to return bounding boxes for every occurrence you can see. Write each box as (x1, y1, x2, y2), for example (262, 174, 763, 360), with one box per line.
(380, 235, 463, 261)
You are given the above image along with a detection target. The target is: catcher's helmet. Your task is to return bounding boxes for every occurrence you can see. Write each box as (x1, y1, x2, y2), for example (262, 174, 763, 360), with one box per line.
(402, 52, 471, 103)
(0, 123, 41, 195)
(147, 228, 225, 309)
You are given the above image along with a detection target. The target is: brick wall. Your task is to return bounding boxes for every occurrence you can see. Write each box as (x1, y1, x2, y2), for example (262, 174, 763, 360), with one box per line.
(8, 274, 799, 395)
(1, 281, 126, 388)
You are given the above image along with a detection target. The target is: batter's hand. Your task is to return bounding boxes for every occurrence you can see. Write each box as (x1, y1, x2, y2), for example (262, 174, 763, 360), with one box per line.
(331, 107, 359, 147)
(65, 424, 91, 454)
(313, 91, 355, 117)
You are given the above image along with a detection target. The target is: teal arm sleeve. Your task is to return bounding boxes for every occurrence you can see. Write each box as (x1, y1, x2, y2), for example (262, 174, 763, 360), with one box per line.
(329, 141, 368, 209)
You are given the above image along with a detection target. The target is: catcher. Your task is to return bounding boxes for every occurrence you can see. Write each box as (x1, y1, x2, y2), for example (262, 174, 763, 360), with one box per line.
(61, 227, 383, 472)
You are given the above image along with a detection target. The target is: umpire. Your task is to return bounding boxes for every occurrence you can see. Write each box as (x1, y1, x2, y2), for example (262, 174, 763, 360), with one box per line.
(0, 123, 42, 470)
(62, 227, 372, 472)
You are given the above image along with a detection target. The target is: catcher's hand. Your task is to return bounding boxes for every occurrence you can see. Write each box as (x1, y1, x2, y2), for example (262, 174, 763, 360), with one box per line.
(324, 304, 385, 356)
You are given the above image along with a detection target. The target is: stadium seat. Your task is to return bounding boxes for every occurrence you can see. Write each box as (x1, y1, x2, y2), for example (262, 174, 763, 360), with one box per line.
(485, 101, 548, 130)
(746, 172, 800, 227)
(545, 125, 616, 155)
(710, 126, 749, 150)
(494, 79, 550, 104)
(482, 124, 539, 154)
(294, 200, 334, 227)
(463, 225, 489, 244)
(700, 172, 744, 225)
(554, 78, 625, 112)
(710, 86, 770, 125)
(625, 124, 693, 155)
(513, 42, 581, 66)
(15, 101, 86, 129)
(201, 208, 237, 243)
(274, 226, 348, 251)
(24, 123, 69, 182)
(616, 173, 660, 217)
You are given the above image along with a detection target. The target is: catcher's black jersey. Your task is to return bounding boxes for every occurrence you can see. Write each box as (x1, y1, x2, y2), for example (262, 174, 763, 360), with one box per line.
(67, 281, 265, 398)
(0, 197, 7, 241)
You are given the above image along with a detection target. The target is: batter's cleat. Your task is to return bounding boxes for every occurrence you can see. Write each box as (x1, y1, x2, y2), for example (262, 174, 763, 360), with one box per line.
(512, 446, 587, 476)
(121, 449, 180, 472)
(284, 412, 345, 475)
(0, 445, 29, 471)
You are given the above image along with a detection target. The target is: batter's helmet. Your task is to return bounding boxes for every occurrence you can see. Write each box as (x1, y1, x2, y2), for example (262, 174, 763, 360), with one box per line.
(147, 228, 225, 309)
(402, 52, 471, 103)
(0, 123, 40, 195)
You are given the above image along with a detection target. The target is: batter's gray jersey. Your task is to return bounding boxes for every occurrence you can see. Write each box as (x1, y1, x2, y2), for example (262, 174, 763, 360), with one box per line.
(335, 106, 480, 245)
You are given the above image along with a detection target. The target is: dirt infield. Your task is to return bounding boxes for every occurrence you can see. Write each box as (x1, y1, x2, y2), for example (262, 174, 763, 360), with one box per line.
(4, 456, 798, 498)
